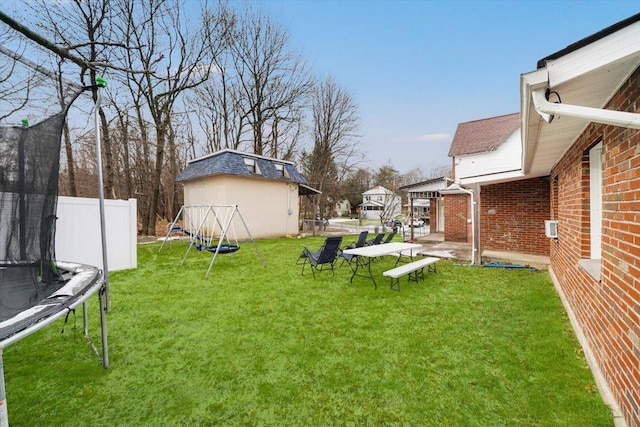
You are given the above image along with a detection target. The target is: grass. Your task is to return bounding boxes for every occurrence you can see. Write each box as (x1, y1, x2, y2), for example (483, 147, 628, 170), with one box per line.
(4, 236, 613, 426)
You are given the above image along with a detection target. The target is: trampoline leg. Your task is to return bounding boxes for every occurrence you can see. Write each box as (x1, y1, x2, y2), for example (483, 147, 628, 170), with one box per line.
(99, 286, 109, 370)
(0, 349, 8, 427)
(83, 302, 89, 337)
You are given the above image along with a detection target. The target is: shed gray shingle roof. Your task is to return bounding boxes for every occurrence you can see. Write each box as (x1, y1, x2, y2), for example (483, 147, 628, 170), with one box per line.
(176, 150, 309, 185)
(447, 113, 520, 157)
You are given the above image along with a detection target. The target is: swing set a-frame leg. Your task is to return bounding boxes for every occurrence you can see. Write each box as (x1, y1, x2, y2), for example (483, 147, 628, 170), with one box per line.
(204, 205, 266, 278)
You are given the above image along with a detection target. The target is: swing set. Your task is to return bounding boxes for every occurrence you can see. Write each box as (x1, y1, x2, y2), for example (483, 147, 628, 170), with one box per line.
(160, 204, 266, 277)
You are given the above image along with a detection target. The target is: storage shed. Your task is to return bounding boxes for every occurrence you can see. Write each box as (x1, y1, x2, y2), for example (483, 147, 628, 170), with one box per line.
(176, 150, 319, 240)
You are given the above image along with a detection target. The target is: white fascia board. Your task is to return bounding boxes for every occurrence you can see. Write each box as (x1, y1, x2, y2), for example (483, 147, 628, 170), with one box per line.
(544, 22, 640, 87)
(520, 68, 548, 175)
(459, 169, 526, 186)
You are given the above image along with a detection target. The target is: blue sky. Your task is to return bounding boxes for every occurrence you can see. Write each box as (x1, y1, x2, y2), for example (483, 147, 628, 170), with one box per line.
(255, 0, 639, 174)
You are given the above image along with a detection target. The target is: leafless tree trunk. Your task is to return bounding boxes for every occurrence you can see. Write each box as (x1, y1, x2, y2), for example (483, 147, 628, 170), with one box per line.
(302, 76, 362, 233)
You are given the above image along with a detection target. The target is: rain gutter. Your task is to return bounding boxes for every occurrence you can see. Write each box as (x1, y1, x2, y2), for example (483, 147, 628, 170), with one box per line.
(531, 88, 640, 129)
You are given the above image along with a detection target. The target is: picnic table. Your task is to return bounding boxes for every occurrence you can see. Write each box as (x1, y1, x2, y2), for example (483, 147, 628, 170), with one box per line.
(342, 242, 422, 289)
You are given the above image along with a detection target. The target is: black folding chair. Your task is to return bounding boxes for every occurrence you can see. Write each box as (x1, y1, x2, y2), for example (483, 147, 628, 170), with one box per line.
(299, 236, 343, 278)
(366, 233, 385, 246)
(340, 231, 368, 267)
(382, 232, 396, 243)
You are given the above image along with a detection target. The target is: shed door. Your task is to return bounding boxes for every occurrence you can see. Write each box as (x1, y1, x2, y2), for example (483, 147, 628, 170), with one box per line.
(589, 142, 602, 260)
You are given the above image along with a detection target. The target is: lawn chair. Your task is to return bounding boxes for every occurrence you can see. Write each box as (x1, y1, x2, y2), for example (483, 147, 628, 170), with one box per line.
(299, 236, 343, 278)
(366, 233, 385, 246)
(382, 232, 396, 244)
(339, 231, 368, 267)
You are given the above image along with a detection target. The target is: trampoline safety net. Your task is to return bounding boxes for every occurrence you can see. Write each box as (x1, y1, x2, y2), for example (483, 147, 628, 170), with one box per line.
(0, 113, 66, 322)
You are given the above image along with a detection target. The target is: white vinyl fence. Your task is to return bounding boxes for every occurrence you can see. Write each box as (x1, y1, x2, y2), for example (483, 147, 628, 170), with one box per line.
(55, 196, 137, 271)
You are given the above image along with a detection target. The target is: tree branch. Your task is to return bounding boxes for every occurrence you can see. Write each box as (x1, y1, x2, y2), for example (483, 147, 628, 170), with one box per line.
(0, 10, 93, 69)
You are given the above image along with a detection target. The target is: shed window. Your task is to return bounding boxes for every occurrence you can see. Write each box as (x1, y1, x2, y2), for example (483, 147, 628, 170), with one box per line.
(244, 158, 261, 174)
(275, 163, 289, 178)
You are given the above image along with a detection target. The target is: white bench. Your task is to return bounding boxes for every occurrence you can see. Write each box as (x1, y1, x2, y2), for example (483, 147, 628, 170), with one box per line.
(383, 257, 439, 290)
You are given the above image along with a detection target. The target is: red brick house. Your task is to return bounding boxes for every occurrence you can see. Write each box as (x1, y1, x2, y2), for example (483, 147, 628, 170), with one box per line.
(520, 14, 640, 426)
(442, 113, 550, 263)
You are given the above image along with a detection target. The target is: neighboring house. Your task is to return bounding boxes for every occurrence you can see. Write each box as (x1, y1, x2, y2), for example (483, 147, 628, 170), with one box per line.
(334, 199, 352, 217)
(405, 199, 430, 221)
(399, 176, 450, 235)
(518, 14, 640, 427)
(359, 185, 401, 220)
(176, 149, 319, 240)
(443, 113, 551, 258)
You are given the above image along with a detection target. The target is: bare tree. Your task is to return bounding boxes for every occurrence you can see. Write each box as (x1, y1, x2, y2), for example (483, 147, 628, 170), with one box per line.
(302, 76, 362, 231)
(0, 43, 33, 122)
(188, 16, 246, 154)
(31, 0, 119, 197)
(111, 0, 223, 235)
(230, 8, 313, 158)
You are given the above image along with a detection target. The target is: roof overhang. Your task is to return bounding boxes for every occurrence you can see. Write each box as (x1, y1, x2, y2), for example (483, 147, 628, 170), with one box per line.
(400, 176, 451, 199)
(299, 183, 321, 196)
(459, 169, 526, 186)
(520, 16, 640, 178)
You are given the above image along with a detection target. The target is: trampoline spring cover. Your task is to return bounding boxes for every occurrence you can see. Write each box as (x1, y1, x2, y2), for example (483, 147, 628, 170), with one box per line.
(0, 262, 103, 345)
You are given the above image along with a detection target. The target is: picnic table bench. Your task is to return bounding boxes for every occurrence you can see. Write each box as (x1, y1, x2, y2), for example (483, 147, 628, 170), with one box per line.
(383, 256, 439, 290)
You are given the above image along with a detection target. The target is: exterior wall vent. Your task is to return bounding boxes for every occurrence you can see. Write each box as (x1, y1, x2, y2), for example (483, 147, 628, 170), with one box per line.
(545, 220, 559, 238)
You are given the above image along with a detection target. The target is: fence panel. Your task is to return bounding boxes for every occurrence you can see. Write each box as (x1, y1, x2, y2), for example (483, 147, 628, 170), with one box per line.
(55, 197, 137, 271)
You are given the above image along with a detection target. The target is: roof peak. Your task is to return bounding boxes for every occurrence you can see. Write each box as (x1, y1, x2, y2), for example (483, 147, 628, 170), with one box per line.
(188, 148, 296, 166)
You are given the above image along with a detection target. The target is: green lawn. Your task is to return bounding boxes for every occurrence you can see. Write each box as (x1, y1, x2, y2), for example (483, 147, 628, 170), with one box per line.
(4, 236, 613, 426)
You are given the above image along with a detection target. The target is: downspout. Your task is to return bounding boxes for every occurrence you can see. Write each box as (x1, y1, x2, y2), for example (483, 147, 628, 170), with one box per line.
(531, 89, 640, 129)
(460, 186, 477, 266)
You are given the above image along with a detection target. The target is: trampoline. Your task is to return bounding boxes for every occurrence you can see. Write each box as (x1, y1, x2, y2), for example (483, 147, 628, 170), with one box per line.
(0, 88, 109, 426)
(0, 261, 104, 346)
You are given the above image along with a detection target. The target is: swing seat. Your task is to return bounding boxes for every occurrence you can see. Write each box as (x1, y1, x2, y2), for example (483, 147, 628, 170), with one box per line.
(205, 243, 240, 254)
(195, 242, 240, 254)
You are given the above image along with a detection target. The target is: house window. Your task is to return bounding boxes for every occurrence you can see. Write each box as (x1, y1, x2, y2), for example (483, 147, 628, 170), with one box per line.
(244, 158, 261, 174)
(589, 141, 602, 260)
(578, 140, 602, 281)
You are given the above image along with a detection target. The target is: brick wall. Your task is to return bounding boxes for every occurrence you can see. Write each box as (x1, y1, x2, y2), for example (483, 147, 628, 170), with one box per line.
(550, 66, 640, 427)
(480, 178, 551, 256)
(444, 193, 469, 242)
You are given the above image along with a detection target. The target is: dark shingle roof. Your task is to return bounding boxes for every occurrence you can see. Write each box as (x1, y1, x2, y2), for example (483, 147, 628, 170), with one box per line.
(176, 150, 308, 184)
(447, 113, 520, 157)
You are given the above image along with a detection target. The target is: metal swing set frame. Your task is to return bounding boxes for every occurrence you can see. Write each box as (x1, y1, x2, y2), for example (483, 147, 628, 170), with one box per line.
(160, 204, 266, 277)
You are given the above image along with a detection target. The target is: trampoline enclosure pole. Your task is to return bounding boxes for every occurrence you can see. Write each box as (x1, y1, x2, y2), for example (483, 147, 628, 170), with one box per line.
(0, 349, 8, 427)
(94, 79, 111, 311)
